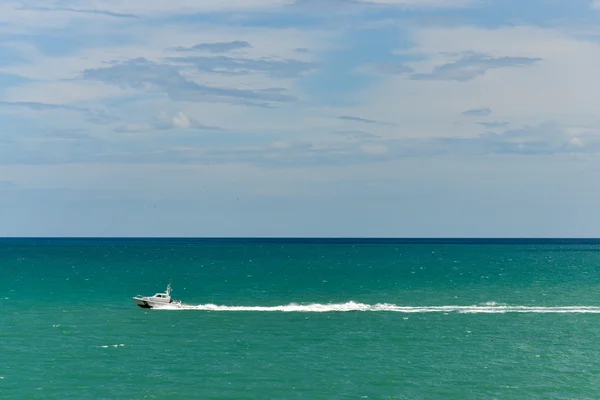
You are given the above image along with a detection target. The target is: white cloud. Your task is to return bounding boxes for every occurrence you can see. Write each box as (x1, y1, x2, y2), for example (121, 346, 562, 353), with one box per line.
(0, 3, 86, 30)
(0, 21, 331, 87)
(106, 0, 293, 14)
(172, 111, 190, 128)
(569, 136, 584, 147)
(0, 16, 337, 137)
(1, 80, 138, 104)
(113, 111, 215, 133)
(341, 25, 600, 140)
(362, 0, 474, 7)
(4, 0, 294, 18)
(4, 2, 595, 157)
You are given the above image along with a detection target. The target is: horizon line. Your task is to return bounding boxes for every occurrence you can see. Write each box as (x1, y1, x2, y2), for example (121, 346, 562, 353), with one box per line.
(1, 237, 600, 241)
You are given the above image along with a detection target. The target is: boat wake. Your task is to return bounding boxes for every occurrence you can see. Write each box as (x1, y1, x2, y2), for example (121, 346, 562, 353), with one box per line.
(152, 301, 600, 314)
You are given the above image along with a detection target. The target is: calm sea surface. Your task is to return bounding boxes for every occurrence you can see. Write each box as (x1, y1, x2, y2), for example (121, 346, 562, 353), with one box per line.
(2, 238, 600, 399)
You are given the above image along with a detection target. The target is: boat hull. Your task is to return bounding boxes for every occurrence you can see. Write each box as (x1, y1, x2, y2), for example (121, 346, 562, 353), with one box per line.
(132, 296, 181, 309)
(135, 300, 152, 308)
(132, 297, 162, 309)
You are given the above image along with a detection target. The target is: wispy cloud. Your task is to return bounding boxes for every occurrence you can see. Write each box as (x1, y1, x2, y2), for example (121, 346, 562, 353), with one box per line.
(411, 52, 542, 82)
(292, 0, 475, 10)
(359, 0, 475, 7)
(0, 101, 119, 124)
(425, 124, 590, 157)
(337, 115, 395, 126)
(0, 121, 593, 168)
(163, 140, 393, 167)
(472, 124, 587, 155)
(83, 58, 297, 106)
(171, 41, 252, 53)
(0, 101, 85, 112)
(229, 124, 594, 167)
(4, 1, 297, 21)
(478, 121, 509, 129)
(15, 6, 138, 19)
(102, 123, 586, 167)
(167, 54, 318, 78)
(0, 128, 116, 165)
(333, 130, 381, 140)
(375, 63, 414, 75)
(114, 111, 222, 133)
(462, 107, 492, 117)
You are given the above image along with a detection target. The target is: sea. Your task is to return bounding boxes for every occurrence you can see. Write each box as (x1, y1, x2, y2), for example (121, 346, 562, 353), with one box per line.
(2, 238, 600, 399)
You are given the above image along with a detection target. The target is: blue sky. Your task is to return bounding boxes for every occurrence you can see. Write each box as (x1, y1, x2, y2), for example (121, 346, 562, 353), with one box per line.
(1, 0, 600, 237)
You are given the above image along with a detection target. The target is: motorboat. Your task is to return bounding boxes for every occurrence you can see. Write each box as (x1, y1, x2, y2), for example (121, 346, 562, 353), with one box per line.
(132, 283, 182, 309)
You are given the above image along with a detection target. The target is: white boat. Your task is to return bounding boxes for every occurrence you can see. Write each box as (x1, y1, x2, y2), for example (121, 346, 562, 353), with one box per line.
(132, 283, 182, 309)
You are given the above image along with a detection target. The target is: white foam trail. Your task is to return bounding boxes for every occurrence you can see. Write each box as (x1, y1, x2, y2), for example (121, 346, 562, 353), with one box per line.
(153, 301, 600, 314)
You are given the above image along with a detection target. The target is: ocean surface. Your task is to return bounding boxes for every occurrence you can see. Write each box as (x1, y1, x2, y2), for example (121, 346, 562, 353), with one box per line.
(2, 238, 600, 399)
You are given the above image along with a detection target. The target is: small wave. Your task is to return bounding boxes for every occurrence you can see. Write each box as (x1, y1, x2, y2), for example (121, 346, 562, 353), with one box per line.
(97, 344, 125, 348)
(153, 301, 600, 314)
(480, 301, 505, 306)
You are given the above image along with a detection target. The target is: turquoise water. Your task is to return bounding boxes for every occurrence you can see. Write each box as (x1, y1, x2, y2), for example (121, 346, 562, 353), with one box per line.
(2, 239, 600, 399)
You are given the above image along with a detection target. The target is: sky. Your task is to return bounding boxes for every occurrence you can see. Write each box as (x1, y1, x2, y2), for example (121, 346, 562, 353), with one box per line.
(1, 0, 600, 237)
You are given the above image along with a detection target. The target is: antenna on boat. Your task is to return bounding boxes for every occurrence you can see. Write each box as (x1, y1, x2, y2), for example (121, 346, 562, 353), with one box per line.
(166, 281, 172, 296)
